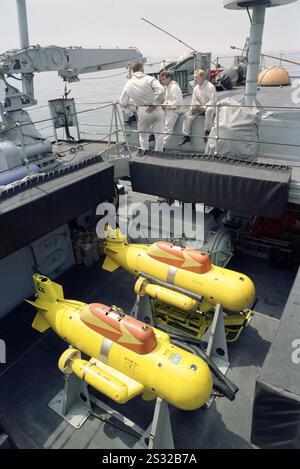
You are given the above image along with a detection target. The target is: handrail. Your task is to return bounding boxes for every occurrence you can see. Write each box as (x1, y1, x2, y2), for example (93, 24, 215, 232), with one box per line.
(1, 99, 299, 157)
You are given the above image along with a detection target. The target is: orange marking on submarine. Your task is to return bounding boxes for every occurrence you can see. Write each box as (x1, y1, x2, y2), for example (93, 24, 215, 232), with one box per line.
(80, 303, 157, 354)
(147, 242, 211, 274)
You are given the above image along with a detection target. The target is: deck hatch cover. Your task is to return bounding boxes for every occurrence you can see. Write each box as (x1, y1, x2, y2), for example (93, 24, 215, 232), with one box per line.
(0, 161, 114, 260)
(129, 152, 291, 218)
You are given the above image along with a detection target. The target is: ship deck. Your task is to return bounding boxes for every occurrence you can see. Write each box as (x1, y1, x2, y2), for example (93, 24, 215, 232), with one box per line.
(54, 138, 300, 208)
(0, 253, 296, 449)
(1, 83, 300, 449)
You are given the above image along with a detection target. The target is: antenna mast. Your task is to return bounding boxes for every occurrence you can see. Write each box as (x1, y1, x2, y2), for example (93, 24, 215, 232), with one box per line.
(141, 17, 198, 54)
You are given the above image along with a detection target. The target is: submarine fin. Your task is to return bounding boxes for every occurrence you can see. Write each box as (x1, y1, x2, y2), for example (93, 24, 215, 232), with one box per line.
(26, 299, 47, 311)
(52, 281, 64, 301)
(31, 311, 51, 333)
(102, 256, 120, 272)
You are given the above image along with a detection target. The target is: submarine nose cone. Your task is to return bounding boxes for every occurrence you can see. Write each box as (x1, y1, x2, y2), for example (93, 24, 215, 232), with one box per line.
(166, 358, 213, 411)
(236, 275, 256, 311)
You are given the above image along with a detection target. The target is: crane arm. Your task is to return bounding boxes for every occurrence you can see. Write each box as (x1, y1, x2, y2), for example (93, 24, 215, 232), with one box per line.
(0, 45, 145, 81)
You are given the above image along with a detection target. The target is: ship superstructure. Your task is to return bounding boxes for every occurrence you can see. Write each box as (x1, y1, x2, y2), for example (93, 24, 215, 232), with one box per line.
(0, 0, 300, 450)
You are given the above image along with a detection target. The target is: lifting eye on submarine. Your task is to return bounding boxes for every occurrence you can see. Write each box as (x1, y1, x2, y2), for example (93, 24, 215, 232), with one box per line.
(107, 305, 125, 321)
(171, 245, 184, 251)
(107, 311, 123, 321)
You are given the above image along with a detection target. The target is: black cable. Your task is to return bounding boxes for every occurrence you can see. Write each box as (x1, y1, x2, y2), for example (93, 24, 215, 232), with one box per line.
(169, 333, 239, 401)
(114, 182, 120, 214)
(6, 74, 22, 81)
(60, 112, 74, 141)
(89, 408, 142, 439)
(246, 7, 252, 23)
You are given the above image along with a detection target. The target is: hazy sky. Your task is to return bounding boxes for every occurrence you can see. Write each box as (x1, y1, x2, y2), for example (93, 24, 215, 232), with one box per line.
(0, 0, 300, 59)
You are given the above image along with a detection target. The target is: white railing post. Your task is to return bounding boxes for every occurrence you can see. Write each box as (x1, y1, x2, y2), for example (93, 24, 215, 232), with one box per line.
(214, 102, 220, 156)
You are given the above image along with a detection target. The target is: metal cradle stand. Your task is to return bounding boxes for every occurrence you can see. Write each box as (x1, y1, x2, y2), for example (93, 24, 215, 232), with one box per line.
(202, 304, 229, 374)
(48, 374, 91, 429)
(49, 374, 174, 449)
(133, 397, 174, 449)
(202, 304, 230, 408)
(132, 294, 229, 373)
(131, 294, 154, 325)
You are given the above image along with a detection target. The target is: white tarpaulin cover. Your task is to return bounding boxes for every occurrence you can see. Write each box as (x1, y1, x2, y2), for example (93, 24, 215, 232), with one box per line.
(206, 97, 261, 161)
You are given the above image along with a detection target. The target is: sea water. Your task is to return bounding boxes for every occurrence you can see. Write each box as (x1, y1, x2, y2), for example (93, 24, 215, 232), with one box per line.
(26, 59, 167, 142)
(20, 52, 300, 142)
(27, 68, 130, 141)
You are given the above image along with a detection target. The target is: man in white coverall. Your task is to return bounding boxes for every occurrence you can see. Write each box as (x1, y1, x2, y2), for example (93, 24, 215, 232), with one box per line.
(119, 61, 165, 152)
(180, 69, 216, 145)
(160, 71, 183, 149)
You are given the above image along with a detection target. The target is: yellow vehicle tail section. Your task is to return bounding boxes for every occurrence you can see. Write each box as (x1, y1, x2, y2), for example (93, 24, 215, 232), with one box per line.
(32, 274, 64, 303)
(29, 274, 65, 332)
(102, 256, 120, 272)
(31, 311, 51, 332)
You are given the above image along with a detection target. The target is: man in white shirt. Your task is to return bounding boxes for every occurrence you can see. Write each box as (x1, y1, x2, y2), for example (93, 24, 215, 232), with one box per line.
(160, 71, 183, 149)
(180, 69, 217, 145)
(119, 61, 165, 152)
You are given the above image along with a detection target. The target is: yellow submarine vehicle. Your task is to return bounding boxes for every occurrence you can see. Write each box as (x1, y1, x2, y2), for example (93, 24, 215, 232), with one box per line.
(102, 226, 256, 341)
(27, 274, 214, 411)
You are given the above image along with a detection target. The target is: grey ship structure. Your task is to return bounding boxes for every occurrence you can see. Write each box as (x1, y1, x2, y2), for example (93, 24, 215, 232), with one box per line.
(0, 0, 300, 450)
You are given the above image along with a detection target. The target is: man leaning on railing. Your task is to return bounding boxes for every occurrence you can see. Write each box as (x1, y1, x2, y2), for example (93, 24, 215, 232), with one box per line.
(119, 61, 165, 153)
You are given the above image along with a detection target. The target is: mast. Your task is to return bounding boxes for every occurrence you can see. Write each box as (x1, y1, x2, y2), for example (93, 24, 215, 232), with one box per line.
(16, 0, 29, 48)
(224, 0, 298, 106)
(16, 0, 34, 98)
